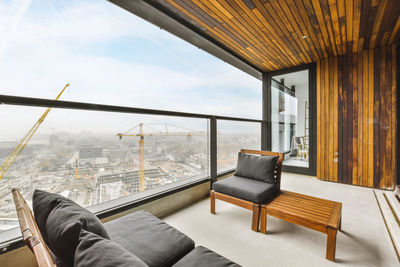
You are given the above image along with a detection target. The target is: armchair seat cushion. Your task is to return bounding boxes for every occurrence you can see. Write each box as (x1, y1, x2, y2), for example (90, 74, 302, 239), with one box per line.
(213, 175, 279, 204)
(103, 210, 194, 267)
(173, 246, 239, 267)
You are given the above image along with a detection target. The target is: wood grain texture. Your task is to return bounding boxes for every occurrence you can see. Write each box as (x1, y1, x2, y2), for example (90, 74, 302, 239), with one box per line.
(260, 191, 342, 261)
(12, 189, 55, 267)
(158, 0, 400, 72)
(317, 44, 397, 189)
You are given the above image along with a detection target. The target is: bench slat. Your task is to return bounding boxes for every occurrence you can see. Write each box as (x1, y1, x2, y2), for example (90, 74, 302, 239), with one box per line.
(270, 198, 333, 217)
(283, 191, 336, 205)
(280, 194, 335, 208)
(267, 202, 332, 222)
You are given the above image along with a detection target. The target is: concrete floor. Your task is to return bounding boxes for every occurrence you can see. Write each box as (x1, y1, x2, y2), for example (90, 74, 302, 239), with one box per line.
(163, 173, 399, 267)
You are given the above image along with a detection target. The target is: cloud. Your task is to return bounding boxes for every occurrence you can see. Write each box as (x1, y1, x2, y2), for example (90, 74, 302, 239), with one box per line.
(0, 0, 261, 139)
(0, 0, 31, 61)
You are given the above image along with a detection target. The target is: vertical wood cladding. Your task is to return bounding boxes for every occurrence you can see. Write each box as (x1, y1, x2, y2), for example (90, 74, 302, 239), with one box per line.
(317, 44, 397, 189)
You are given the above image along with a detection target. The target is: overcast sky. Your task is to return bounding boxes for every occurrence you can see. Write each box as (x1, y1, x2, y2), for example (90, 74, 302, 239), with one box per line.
(0, 0, 261, 140)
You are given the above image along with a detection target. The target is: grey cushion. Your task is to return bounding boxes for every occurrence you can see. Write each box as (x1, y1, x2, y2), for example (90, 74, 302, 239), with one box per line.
(33, 190, 110, 267)
(104, 210, 194, 267)
(173, 246, 240, 267)
(49, 251, 68, 267)
(234, 152, 278, 183)
(213, 175, 279, 203)
(74, 229, 148, 267)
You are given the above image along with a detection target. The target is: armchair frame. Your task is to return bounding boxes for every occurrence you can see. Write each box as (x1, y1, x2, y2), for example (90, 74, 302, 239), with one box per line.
(210, 149, 283, 231)
(12, 188, 55, 267)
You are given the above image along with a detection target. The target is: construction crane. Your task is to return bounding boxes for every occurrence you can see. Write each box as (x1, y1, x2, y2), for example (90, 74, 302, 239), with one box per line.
(75, 158, 79, 179)
(0, 83, 70, 180)
(117, 123, 207, 192)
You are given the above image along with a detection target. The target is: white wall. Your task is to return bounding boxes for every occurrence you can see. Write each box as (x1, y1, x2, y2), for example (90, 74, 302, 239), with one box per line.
(295, 83, 308, 137)
(271, 70, 309, 153)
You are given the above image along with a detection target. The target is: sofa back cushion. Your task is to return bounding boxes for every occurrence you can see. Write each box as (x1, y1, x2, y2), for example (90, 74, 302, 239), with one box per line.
(33, 190, 110, 266)
(234, 152, 278, 184)
(74, 229, 148, 267)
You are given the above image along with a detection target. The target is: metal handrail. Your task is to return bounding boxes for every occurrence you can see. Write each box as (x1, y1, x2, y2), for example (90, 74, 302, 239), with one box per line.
(0, 94, 264, 123)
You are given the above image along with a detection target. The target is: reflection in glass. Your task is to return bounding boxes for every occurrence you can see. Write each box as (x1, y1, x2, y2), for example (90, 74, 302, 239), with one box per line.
(271, 70, 309, 168)
(217, 121, 261, 173)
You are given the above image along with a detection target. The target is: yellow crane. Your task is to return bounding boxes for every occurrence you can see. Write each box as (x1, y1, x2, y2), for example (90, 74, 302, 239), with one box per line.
(0, 83, 70, 180)
(117, 123, 207, 192)
(75, 158, 79, 179)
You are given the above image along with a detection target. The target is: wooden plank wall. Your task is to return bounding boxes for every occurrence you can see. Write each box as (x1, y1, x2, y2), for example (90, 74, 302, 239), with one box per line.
(317, 44, 397, 189)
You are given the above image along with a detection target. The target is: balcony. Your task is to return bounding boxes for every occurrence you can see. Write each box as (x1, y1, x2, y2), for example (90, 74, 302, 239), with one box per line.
(0, 0, 399, 266)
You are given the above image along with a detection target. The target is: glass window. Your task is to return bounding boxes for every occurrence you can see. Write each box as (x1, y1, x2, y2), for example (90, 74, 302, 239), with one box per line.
(0, 0, 262, 236)
(0, 105, 209, 232)
(217, 120, 261, 173)
(271, 70, 309, 168)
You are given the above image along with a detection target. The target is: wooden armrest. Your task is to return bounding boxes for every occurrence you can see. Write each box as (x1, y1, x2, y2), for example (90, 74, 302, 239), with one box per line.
(12, 188, 55, 267)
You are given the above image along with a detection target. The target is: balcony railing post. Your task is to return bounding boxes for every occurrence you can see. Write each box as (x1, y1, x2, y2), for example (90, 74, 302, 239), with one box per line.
(210, 116, 217, 185)
(262, 72, 272, 150)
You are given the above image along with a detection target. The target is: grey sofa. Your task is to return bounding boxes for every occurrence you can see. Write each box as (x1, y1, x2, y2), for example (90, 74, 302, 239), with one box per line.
(103, 210, 239, 267)
(27, 189, 239, 267)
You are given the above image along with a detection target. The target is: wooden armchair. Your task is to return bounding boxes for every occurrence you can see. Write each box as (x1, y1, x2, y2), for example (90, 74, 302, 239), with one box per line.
(210, 149, 283, 231)
(12, 188, 55, 267)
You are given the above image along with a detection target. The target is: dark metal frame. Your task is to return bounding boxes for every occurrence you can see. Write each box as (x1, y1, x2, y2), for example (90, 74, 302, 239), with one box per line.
(210, 117, 217, 185)
(261, 63, 317, 176)
(0, 95, 262, 123)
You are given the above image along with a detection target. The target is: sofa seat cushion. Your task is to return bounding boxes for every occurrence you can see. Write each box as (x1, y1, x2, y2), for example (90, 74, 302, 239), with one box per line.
(213, 175, 279, 203)
(74, 230, 148, 267)
(104, 210, 194, 267)
(172, 246, 240, 267)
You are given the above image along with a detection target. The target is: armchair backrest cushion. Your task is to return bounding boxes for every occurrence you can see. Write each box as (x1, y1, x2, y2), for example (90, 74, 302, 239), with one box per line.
(234, 152, 279, 184)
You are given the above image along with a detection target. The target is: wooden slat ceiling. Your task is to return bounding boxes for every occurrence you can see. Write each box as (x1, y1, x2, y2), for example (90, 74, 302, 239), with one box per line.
(154, 0, 400, 72)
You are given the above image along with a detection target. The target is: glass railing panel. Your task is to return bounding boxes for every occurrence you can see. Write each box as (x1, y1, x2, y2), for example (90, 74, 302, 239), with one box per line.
(0, 105, 209, 233)
(216, 120, 261, 173)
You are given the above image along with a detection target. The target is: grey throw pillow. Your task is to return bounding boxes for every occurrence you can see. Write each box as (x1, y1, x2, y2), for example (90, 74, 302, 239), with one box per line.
(33, 190, 110, 267)
(74, 229, 148, 267)
(234, 152, 278, 183)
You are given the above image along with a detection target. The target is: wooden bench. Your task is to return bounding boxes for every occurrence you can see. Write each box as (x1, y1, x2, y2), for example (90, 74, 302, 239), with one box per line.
(260, 191, 342, 261)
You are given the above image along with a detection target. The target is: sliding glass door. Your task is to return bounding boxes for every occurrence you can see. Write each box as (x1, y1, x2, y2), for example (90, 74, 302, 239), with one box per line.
(264, 65, 316, 175)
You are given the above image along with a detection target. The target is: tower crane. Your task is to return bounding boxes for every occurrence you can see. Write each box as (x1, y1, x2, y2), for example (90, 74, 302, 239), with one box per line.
(117, 123, 207, 192)
(0, 83, 70, 180)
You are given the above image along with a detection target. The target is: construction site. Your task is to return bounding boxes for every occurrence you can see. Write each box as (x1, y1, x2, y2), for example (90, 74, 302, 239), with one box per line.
(0, 85, 260, 232)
